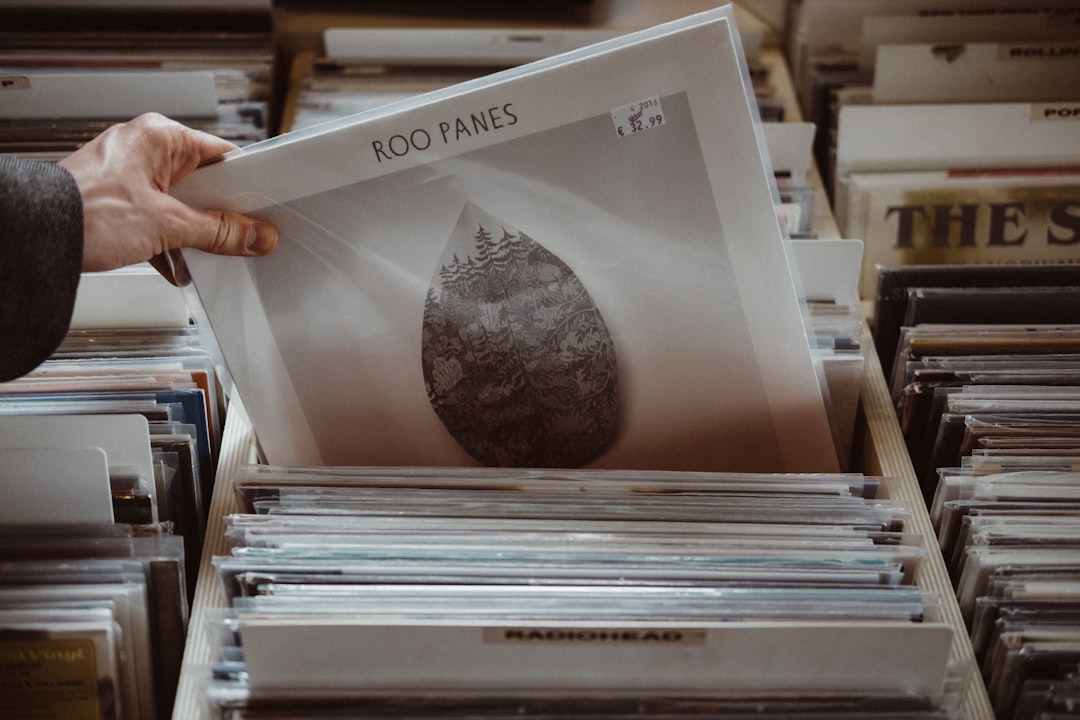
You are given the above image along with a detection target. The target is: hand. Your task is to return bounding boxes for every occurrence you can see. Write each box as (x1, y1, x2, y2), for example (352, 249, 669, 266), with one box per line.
(59, 112, 278, 285)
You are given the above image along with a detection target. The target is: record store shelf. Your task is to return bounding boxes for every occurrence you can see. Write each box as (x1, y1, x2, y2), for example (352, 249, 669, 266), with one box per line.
(171, 321, 996, 720)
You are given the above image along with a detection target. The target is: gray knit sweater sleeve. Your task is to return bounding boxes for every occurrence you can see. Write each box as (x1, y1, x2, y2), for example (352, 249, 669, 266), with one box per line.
(0, 155, 84, 382)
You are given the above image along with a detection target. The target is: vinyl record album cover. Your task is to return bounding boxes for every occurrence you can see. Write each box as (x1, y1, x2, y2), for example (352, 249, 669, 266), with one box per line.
(174, 7, 838, 472)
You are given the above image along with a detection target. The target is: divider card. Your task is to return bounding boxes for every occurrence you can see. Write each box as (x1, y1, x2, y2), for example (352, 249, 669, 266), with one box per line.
(237, 619, 954, 698)
(0, 414, 157, 522)
(174, 8, 840, 473)
(0, 70, 218, 120)
(0, 447, 113, 524)
(872, 41, 1080, 104)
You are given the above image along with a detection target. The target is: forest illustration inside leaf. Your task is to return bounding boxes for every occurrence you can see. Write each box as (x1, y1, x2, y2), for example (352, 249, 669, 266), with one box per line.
(422, 202, 618, 467)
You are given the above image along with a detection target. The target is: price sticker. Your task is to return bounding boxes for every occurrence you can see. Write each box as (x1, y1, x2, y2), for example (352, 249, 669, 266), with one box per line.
(611, 96, 665, 138)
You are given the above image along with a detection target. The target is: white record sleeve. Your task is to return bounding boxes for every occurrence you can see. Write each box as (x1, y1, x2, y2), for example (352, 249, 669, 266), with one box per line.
(174, 7, 838, 473)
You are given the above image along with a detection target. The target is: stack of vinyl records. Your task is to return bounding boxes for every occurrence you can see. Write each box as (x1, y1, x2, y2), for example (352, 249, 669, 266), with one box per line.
(0, 263, 233, 718)
(0, 0, 275, 161)
(874, 263, 1080, 719)
(0, 525, 187, 720)
(202, 465, 968, 718)
(0, 277, 228, 590)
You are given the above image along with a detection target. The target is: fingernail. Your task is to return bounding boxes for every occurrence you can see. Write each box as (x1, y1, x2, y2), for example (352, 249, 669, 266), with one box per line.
(247, 222, 277, 254)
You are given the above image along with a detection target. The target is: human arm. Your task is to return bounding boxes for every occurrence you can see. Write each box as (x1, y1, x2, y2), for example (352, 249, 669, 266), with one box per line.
(0, 154, 84, 382)
(0, 113, 279, 382)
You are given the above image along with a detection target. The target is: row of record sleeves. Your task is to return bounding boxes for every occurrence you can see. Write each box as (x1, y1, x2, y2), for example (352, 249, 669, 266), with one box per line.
(872, 262, 1080, 720)
(1, 5, 263, 715)
(0, 286, 232, 720)
(0, 0, 275, 159)
(200, 464, 971, 719)
(784, 0, 1080, 299)
(830, 3, 1080, 706)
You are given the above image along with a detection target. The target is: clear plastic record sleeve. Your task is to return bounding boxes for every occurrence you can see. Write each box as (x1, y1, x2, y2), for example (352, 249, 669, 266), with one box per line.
(172, 7, 839, 473)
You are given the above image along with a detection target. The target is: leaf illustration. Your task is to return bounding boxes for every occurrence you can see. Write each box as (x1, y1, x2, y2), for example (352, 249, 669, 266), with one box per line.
(421, 202, 618, 467)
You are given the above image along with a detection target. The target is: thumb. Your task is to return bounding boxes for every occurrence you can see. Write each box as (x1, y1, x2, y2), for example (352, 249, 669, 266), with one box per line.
(150, 207, 277, 286)
(184, 207, 279, 258)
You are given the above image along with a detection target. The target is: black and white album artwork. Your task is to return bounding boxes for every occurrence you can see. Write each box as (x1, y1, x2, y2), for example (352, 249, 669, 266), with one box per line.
(228, 91, 802, 471)
(422, 202, 618, 467)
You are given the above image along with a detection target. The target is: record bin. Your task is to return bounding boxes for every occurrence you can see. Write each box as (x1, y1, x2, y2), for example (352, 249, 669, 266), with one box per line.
(170, 320, 996, 720)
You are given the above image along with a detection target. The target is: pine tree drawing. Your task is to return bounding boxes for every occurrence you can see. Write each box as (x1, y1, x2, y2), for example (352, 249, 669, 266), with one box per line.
(421, 202, 618, 467)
